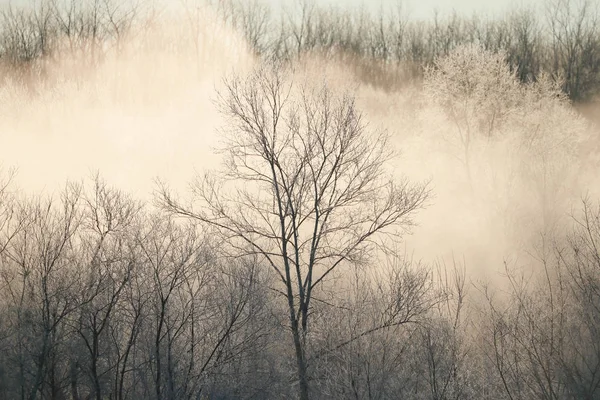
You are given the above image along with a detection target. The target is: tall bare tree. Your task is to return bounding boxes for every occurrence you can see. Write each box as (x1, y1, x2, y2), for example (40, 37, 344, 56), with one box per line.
(158, 64, 429, 399)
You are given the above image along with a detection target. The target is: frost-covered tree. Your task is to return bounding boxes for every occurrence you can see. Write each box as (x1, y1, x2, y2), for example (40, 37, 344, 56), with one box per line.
(423, 44, 521, 187)
(424, 45, 589, 245)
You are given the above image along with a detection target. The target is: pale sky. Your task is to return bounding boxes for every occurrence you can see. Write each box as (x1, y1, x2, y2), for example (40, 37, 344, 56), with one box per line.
(0, 0, 547, 20)
(272, 0, 546, 19)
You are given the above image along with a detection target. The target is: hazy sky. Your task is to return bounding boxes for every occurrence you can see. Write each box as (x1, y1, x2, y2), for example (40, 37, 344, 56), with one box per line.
(0, 0, 547, 20)
(272, 0, 545, 19)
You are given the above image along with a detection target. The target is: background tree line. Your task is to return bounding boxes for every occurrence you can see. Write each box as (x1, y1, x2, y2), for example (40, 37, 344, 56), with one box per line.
(0, 0, 598, 101)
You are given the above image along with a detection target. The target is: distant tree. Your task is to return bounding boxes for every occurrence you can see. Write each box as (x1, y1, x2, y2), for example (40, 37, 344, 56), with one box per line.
(423, 45, 521, 188)
(424, 45, 587, 243)
(545, 0, 600, 101)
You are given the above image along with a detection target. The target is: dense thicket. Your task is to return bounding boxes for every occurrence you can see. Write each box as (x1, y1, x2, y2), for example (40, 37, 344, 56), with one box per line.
(0, 0, 599, 101)
(265, 0, 600, 101)
(2, 173, 600, 400)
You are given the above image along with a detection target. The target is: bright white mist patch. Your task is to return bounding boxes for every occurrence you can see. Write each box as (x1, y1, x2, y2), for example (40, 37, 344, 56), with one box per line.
(0, 2, 254, 199)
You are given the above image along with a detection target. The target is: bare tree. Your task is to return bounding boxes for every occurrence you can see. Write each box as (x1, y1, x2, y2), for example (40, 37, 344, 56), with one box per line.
(310, 255, 437, 399)
(545, 0, 600, 100)
(158, 64, 429, 399)
(555, 199, 600, 399)
(74, 176, 141, 400)
(0, 183, 84, 400)
(418, 261, 472, 400)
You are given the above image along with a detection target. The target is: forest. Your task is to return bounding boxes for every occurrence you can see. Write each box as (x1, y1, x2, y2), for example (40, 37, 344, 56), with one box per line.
(0, 0, 599, 399)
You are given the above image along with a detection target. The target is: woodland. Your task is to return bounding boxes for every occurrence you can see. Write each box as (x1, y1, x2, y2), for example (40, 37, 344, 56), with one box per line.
(0, 1, 599, 399)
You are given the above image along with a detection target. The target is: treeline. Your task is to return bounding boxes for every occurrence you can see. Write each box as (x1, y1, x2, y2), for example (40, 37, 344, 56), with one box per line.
(0, 175, 279, 399)
(0, 0, 135, 77)
(0, 0, 599, 101)
(261, 0, 600, 100)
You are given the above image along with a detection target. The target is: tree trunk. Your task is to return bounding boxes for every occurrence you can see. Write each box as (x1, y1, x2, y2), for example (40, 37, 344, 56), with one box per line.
(291, 318, 309, 400)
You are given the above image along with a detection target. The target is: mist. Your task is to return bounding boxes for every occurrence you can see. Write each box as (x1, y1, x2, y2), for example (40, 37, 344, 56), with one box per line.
(3, 9, 596, 278)
(0, 2, 254, 197)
